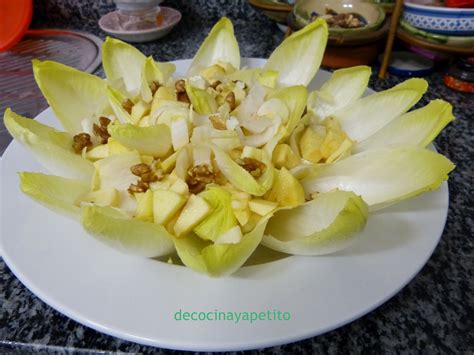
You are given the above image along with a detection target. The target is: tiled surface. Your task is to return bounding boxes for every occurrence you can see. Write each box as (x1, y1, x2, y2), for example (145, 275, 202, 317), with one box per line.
(1, 0, 473, 353)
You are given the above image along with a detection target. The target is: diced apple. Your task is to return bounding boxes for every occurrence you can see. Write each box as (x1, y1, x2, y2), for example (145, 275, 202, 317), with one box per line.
(108, 138, 130, 155)
(241, 146, 263, 161)
(80, 187, 119, 207)
(233, 208, 250, 226)
(134, 189, 154, 221)
(90, 168, 101, 191)
(138, 115, 150, 127)
(140, 155, 154, 165)
(160, 151, 178, 173)
(151, 86, 176, 112)
(214, 225, 243, 244)
(170, 117, 189, 151)
(200, 64, 225, 82)
(248, 199, 278, 216)
(241, 213, 262, 233)
(131, 101, 150, 124)
(266, 167, 305, 207)
(299, 126, 325, 163)
(153, 189, 187, 225)
(86, 144, 109, 161)
(272, 144, 299, 169)
(169, 178, 189, 195)
(174, 195, 212, 237)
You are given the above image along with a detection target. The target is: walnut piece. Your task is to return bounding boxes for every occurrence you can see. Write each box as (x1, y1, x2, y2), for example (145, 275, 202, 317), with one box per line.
(209, 114, 226, 130)
(177, 92, 190, 104)
(149, 81, 160, 95)
(128, 163, 162, 193)
(236, 157, 266, 178)
(175, 79, 186, 93)
(92, 116, 111, 144)
(225, 92, 236, 110)
(210, 80, 222, 90)
(187, 164, 218, 194)
(72, 133, 92, 153)
(122, 99, 134, 114)
(130, 163, 152, 176)
(128, 180, 150, 194)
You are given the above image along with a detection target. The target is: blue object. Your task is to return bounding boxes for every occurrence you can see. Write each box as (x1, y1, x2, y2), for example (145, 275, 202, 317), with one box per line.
(403, 2, 474, 36)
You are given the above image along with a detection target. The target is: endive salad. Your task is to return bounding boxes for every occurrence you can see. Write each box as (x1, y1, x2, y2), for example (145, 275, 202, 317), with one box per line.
(4, 18, 455, 277)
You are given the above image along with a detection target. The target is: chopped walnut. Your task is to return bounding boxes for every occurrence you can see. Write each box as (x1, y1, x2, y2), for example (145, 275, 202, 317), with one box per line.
(225, 92, 236, 110)
(233, 80, 247, 90)
(141, 171, 160, 183)
(128, 163, 162, 193)
(122, 99, 134, 114)
(177, 92, 190, 105)
(99, 116, 111, 127)
(175, 79, 186, 93)
(92, 116, 111, 144)
(209, 114, 226, 130)
(72, 133, 92, 153)
(187, 164, 218, 194)
(130, 163, 152, 176)
(236, 157, 266, 178)
(149, 81, 160, 95)
(128, 180, 150, 194)
(210, 80, 222, 90)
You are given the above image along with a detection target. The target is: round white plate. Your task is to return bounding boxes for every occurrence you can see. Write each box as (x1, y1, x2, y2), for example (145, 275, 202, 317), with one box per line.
(0, 59, 449, 351)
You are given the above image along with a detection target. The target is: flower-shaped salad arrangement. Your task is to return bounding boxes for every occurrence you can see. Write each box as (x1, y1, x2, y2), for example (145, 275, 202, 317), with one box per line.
(5, 18, 455, 276)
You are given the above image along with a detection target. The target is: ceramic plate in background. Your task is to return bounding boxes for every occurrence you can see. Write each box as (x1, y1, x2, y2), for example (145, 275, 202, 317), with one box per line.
(1, 58, 449, 352)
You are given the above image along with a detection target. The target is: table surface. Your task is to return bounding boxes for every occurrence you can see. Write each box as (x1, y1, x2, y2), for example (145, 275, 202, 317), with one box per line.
(1, 0, 473, 353)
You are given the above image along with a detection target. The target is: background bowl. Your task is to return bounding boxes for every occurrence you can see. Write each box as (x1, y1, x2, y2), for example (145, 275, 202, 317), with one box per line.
(402, 2, 474, 36)
(294, 0, 385, 36)
(247, 0, 293, 23)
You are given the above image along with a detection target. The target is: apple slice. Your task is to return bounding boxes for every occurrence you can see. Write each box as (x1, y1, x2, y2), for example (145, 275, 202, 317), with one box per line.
(248, 199, 278, 216)
(174, 195, 212, 237)
(153, 189, 187, 225)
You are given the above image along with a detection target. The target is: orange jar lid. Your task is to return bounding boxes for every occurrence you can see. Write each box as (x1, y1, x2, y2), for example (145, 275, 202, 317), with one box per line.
(0, 0, 33, 51)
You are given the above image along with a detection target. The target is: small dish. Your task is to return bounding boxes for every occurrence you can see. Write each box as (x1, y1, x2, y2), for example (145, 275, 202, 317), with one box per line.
(402, 2, 474, 36)
(379, 51, 434, 77)
(98, 6, 181, 43)
(399, 19, 474, 47)
(247, 0, 293, 23)
(293, 0, 385, 36)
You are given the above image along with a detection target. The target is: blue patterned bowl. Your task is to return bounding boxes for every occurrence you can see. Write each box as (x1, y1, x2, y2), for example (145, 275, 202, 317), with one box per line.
(402, 2, 474, 36)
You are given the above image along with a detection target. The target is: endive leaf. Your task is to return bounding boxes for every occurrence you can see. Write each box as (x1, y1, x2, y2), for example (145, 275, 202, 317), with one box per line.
(264, 18, 328, 87)
(19, 172, 89, 220)
(185, 81, 218, 114)
(187, 17, 240, 77)
(301, 146, 455, 209)
(174, 217, 269, 277)
(108, 123, 172, 157)
(102, 37, 146, 97)
(269, 85, 307, 138)
(32, 60, 109, 134)
(140, 56, 176, 103)
(4, 109, 94, 181)
(354, 100, 454, 152)
(263, 190, 368, 255)
(212, 146, 274, 196)
(335, 78, 428, 142)
(309, 66, 371, 119)
(82, 205, 175, 257)
(106, 86, 133, 124)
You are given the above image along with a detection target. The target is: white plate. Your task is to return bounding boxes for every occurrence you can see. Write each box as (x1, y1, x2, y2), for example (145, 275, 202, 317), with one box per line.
(0, 58, 449, 351)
